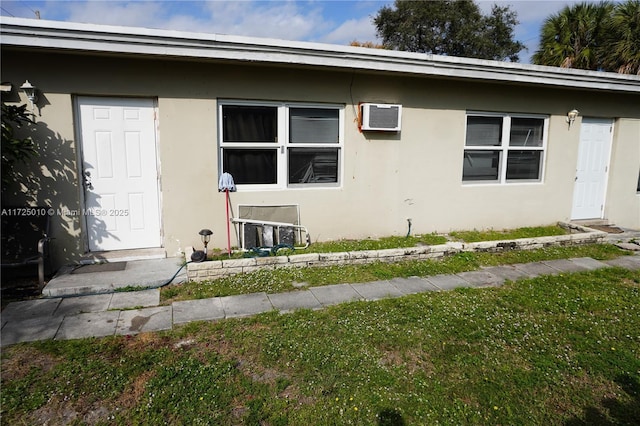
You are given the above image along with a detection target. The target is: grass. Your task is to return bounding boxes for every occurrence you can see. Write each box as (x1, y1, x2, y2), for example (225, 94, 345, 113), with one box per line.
(205, 224, 569, 260)
(207, 233, 449, 260)
(161, 243, 629, 303)
(294, 233, 449, 253)
(2, 267, 639, 425)
(165, 224, 580, 304)
(449, 225, 568, 243)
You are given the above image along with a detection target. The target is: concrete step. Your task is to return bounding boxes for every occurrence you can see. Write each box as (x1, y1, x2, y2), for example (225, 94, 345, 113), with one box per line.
(42, 257, 186, 297)
(79, 248, 167, 264)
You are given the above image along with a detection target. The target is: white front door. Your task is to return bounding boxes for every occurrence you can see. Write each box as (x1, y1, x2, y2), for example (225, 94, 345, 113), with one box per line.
(78, 97, 161, 251)
(571, 118, 613, 220)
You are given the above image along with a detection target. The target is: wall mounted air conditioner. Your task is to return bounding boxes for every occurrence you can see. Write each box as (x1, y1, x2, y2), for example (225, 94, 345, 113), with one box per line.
(360, 103, 402, 132)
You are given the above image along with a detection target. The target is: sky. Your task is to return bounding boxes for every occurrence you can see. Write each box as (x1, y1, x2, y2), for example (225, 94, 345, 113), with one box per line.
(0, 0, 606, 64)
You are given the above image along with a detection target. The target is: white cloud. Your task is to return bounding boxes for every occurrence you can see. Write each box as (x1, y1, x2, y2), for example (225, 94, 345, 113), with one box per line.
(199, 1, 323, 39)
(34, 1, 333, 41)
(320, 15, 378, 44)
(54, 1, 168, 28)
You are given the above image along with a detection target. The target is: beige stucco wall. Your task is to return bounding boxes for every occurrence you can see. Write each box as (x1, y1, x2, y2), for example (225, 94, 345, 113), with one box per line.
(2, 49, 639, 269)
(606, 119, 640, 227)
(1, 87, 83, 268)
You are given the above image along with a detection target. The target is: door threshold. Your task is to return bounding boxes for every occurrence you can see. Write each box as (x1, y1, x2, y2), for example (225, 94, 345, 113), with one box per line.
(570, 219, 610, 227)
(79, 248, 166, 264)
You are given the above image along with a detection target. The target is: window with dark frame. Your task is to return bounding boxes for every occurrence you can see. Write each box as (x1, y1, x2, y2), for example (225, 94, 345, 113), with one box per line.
(463, 113, 547, 183)
(220, 102, 342, 188)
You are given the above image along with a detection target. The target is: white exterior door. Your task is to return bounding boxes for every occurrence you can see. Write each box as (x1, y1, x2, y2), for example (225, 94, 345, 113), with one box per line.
(78, 97, 161, 251)
(571, 118, 613, 220)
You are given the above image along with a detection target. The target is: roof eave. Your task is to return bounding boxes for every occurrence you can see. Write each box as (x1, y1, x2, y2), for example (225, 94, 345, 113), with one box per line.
(2, 17, 639, 93)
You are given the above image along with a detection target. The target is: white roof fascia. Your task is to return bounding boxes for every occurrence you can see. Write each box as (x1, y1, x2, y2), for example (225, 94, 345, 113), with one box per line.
(2, 17, 639, 93)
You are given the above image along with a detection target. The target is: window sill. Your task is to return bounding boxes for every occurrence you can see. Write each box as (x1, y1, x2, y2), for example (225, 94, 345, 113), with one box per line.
(462, 180, 544, 187)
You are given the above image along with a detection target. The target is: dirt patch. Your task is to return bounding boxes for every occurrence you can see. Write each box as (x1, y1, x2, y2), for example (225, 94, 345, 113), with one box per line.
(117, 370, 157, 409)
(25, 395, 114, 426)
(1, 276, 42, 309)
(1, 346, 61, 382)
(279, 383, 315, 405)
(27, 396, 80, 426)
(120, 332, 171, 354)
(377, 346, 435, 375)
(588, 225, 625, 234)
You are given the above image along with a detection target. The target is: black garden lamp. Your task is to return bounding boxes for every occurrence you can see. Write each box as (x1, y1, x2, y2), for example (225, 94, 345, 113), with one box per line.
(199, 229, 213, 256)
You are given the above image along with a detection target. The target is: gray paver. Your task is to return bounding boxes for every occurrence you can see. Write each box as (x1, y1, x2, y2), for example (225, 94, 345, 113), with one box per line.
(614, 242, 640, 251)
(1, 316, 64, 346)
(604, 255, 640, 270)
(426, 274, 473, 290)
(512, 262, 559, 277)
(42, 278, 115, 297)
(483, 265, 529, 283)
(116, 306, 172, 335)
(220, 292, 273, 318)
(109, 289, 160, 310)
(54, 294, 113, 317)
(55, 311, 120, 340)
(173, 298, 225, 324)
(542, 259, 589, 273)
(388, 277, 439, 295)
(309, 284, 363, 306)
(351, 281, 405, 301)
(1, 298, 61, 322)
(268, 290, 322, 313)
(456, 270, 502, 287)
(569, 257, 609, 271)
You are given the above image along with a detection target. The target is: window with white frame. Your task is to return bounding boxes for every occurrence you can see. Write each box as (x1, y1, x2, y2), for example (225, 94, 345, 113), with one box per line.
(219, 101, 343, 188)
(462, 112, 548, 183)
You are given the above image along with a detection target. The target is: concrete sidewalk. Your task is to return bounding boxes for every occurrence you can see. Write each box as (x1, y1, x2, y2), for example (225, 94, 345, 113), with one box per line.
(3, 253, 639, 347)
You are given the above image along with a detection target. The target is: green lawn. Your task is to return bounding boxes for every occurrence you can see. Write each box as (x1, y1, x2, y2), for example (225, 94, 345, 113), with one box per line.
(2, 267, 639, 425)
(449, 225, 569, 242)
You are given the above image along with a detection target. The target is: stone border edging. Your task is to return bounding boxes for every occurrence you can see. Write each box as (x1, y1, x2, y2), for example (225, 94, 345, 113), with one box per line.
(186, 222, 606, 282)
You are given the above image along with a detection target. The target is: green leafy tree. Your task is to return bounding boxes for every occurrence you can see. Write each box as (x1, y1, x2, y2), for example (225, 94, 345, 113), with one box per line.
(532, 2, 614, 69)
(1, 102, 37, 191)
(533, 0, 639, 74)
(600, 0, 640, 74)
(480, 5, 526, 62)
(373, 0, 525, 61)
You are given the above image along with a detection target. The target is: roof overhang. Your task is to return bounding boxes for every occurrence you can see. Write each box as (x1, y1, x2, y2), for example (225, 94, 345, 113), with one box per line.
(2, 17, 639, 93)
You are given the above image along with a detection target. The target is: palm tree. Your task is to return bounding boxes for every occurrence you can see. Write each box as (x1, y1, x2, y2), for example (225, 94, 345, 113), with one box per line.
(532, 2, 613, 70)
(600, 0, 640, 74)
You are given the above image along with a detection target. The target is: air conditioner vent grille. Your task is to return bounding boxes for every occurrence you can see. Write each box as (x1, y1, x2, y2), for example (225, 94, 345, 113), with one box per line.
(369, 105, 400, 129)
(361, 103, 402, 132)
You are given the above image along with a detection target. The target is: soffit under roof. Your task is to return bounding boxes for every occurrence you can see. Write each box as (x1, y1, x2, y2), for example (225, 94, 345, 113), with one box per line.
(1, 17, 639, 93)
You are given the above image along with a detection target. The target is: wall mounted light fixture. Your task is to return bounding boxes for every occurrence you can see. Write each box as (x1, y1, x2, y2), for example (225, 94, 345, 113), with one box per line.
(20, 80, 38, 111)
(566, 109, 579, 127)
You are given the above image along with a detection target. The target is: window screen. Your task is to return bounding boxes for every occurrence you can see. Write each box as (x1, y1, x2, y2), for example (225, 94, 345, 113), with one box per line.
(290, 108, 339, 143)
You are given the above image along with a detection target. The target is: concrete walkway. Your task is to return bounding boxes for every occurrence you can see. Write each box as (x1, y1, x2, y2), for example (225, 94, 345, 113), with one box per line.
(42, 257, 187, 297)
(2, 252, 639, 347)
